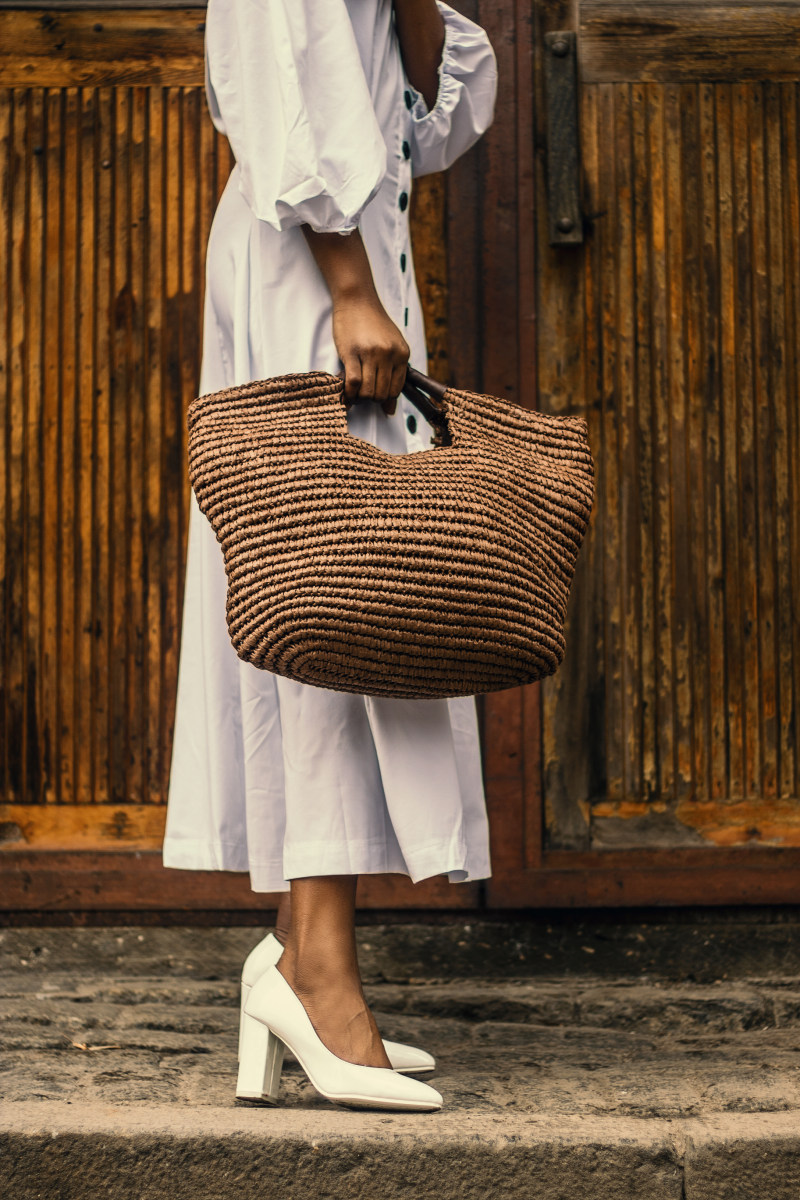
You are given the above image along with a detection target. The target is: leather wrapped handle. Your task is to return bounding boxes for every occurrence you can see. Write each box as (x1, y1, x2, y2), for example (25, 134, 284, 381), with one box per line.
(401, 365, 448, 427)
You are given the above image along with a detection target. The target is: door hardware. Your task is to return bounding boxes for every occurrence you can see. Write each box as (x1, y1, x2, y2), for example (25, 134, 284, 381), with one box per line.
(543, 31, 583, 245)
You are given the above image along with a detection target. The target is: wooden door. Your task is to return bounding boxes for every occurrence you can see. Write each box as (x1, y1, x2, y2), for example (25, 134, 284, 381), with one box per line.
(3, 1, 798, 916)
(483, 0, 800, 905)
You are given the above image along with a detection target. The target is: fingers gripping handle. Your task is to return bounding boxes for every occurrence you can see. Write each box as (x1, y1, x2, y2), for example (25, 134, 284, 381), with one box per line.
(401, 366, 448, 428)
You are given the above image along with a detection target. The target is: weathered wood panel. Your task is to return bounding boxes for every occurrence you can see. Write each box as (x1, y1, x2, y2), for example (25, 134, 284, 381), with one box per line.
(0, 81, 229, 821)
(478, 0, 800, 906)
(581, 1, 800, 83)
(0, 9, 452, 898)
(0, 8, 206, 86)
(540, 72, 800, 850)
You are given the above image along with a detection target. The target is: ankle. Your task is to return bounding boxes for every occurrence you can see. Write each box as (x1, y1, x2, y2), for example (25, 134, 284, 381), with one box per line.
(279, 944, 361, 996)
(274, 895, 291, 947)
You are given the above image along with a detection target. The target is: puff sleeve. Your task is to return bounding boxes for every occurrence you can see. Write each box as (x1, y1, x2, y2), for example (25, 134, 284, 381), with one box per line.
(407, 2, 497, 178)
(205, 0, 387, 233)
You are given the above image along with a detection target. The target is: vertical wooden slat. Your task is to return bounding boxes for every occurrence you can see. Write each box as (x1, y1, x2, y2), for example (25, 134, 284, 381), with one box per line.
(26, 89, 45, 805)
(614, 82, 643, 808)
(646, 82, 676, 803)
(732, 83, 761, 801)
(8, 90, 28, 803)
(599, 83, 623, 807)
(779, 84, 800, 798)
(682, 80, 713, 804)
(75, 86, 97, 805)
(714, 83, 745, 801)
(110, 85, 132, 806)
(145, 86, 165, 803)
(0, 87, 10, 799)
(631, 79, 658, 804)
(42, 88, 64, 805)
(752, 81, 779, 801)
(698, 80, 726, 803)
(665, 82, 693, 802)
(59, 87, 79, 806)
(128, 85, 147, 804)
(162, 86, 182, 799)
(94, 87, 113, 806)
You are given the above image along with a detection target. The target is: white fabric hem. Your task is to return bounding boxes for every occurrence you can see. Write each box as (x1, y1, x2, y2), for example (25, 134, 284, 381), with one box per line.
(162, 837, 252, 875)
(162, 835, 491, 894)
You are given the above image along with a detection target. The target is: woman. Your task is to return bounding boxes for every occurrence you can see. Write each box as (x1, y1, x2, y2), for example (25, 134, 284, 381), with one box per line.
(163, 0, 497, 1111)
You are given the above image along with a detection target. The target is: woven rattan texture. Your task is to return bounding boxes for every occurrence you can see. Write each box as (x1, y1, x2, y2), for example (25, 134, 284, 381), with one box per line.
(187, 372, 594, 698)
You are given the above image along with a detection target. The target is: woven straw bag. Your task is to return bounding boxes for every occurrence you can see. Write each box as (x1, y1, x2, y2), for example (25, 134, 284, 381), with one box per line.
(187, 368, 594, 699)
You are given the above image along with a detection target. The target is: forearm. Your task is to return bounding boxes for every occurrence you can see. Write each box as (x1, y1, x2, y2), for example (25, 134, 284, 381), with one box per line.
(393, 0, 445, 111)
(301, 226, 378, 304)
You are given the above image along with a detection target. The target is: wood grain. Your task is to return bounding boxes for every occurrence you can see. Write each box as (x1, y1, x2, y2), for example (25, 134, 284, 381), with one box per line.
(0, 10, 206, 87)
(581, 1, 800, 83)
(0, 850, 480, 912)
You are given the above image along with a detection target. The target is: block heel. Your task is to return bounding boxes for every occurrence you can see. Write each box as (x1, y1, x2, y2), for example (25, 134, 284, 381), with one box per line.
(238, 980, 252, 1062)
(236, 1009, 285, 1104)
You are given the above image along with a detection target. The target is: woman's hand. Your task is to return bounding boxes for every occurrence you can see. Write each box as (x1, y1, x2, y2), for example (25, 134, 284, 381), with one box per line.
(301, 225, 408, 415)
(332, 293, 409, 415)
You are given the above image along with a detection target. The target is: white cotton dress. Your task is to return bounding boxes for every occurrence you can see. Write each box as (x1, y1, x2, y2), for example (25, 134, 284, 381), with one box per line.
(162, 0, 498, 893)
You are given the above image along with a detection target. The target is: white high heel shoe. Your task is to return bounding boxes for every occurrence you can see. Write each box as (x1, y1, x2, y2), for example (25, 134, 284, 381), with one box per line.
(239, 933, 435, 1077)
(236, 966, 443, 1112)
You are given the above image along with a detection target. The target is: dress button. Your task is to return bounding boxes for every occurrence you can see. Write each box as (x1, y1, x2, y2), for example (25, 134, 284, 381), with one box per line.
(404, 307, 409, 326)
(400, 253, 406, 272)
(402, 140, 411, 160)
(406, 414, 417, 434)
(399, 192, 408, 211)
(404, 89, 413, 110)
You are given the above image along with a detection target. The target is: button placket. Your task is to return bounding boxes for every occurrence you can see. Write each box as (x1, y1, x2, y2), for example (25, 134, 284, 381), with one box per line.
(397, 101, 418, 450)
(396, 111, 413, 332)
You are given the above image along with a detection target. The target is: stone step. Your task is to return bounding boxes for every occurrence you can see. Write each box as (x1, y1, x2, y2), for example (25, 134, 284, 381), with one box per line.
(4, 981, 800, 1117)
(3, 925, 800, 1198)
(2, 1104, 799, 1200)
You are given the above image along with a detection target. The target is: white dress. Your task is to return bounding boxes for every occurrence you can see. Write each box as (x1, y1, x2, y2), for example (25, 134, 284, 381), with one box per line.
(162, 0, 498, 893)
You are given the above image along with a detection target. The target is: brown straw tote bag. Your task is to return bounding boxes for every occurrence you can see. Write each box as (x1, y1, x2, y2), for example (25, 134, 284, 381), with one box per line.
(187, 367, 594, 699)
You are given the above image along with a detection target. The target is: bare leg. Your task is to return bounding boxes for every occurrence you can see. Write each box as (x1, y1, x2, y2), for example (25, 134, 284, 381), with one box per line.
(277, 875, 391, 1069)
(275, 893, 292, 948)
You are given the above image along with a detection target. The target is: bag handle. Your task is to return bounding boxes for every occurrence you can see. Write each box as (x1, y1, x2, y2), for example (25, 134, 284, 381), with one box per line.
(401, 366, 448, 427)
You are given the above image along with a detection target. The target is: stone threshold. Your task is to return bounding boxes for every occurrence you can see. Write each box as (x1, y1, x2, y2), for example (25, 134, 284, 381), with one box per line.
(3, 1105, 799, 1199)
